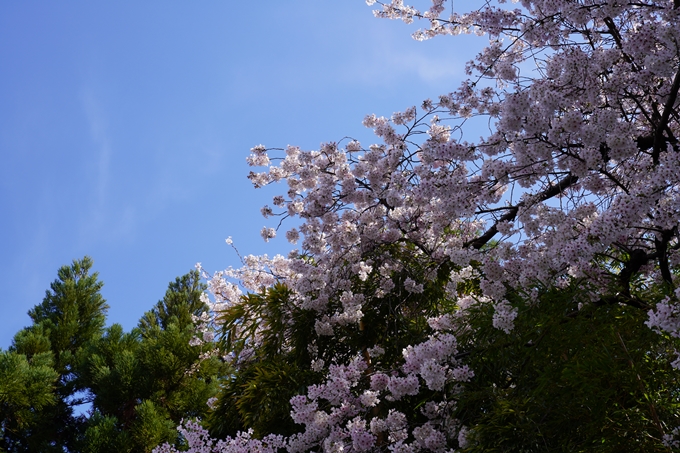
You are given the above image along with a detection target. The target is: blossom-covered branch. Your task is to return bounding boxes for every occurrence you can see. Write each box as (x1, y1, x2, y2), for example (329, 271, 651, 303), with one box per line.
(161, 0, 680, 451)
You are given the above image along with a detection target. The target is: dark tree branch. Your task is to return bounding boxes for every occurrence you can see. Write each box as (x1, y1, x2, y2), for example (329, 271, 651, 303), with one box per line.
(618, 249, 649, 297)
(599, 142, 611, 163)
(637, 134, 655, 151)
(466, 206, 519, 250)
(654, 228, 676, 286)
(465, 174, 579, 250)
(653, 65, 680, 164)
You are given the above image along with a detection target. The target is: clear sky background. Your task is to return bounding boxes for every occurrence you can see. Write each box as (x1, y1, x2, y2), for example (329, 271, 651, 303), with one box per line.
(0, 1, 483, 348)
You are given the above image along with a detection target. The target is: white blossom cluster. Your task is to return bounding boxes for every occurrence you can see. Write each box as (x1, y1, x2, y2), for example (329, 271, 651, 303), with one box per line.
(161, 318, 469, 453)
(491, 299, 518, 334)
(664, 427, 680, 449)
(646, 287, 680, 370)
(646, 295, 680, 339)
(154, 421, 287, 453)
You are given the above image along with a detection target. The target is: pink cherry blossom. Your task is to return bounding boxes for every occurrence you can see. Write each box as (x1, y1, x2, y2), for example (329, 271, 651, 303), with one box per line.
(159, 0, 680, 451)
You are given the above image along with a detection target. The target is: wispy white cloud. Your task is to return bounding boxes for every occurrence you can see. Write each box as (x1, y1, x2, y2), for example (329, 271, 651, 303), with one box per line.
(80, 87, 111, 209)
(340, 24, 470, 87)
(78, 86, 136, 245)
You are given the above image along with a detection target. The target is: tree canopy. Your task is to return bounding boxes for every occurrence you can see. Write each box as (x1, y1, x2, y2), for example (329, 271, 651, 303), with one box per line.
(80, 269, 228, 453)
(158, 0, 680, 452)
(0, 259, 225, 453)
(6, 257, 108, 452)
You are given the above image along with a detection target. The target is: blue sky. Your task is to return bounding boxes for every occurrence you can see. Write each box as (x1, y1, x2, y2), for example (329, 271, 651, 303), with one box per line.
(0, 1, 482, 348)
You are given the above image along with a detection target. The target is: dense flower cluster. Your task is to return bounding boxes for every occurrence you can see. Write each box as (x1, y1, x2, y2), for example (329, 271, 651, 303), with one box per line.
(243, 0, 680, 317)
(154, 421, 287, 453)
(647, 289, 680, 339)
(158, 0, 680, 451)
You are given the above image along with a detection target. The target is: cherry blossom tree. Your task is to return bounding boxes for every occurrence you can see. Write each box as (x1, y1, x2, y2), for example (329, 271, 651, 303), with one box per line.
(158, 0, 680, 451)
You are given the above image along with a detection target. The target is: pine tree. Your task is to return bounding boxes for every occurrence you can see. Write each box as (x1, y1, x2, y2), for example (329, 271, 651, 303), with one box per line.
(80, 270, 228, 453)
(5, 256, 108, 452)
(0, 349, 59, 451)
(1, 260, 227, 453)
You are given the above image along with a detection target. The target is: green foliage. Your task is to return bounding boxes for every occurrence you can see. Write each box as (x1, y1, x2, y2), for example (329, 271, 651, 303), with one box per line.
(0, 350, 59, 451)
(81, 412, 130, 453)
(207, 283, 320, 438)
(130, 400, 178, 453)
(22, 256, 108, 380)
(0, 260, 225, 453)
(456, 284, 680, 452)
(2, 257, 107, 452)
(139, 270, 209, 332)
(78, 269, 227, 452)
